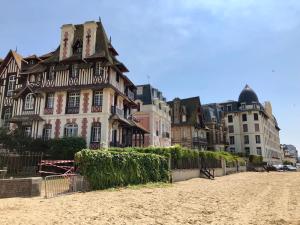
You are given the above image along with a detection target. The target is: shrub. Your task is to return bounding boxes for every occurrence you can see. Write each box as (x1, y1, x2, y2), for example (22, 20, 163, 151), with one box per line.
(48, 137, 86, 159)
(249, 155, 263, 165)
(75, 149, 170, 189)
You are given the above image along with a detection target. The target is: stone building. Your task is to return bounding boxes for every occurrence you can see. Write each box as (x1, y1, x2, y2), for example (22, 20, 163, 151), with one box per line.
(168, 97, 207, 150)
(133, 84, 171, 147)
(219, 85, 281, 164)
(202, 103, 227, 151)
(281, 144, 298, 165)
(0, 20, 147, 148)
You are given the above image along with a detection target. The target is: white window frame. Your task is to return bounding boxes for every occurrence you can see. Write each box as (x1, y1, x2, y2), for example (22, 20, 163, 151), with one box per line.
(3, 107, 12, 129)
(46, 93, 55, 109)
(95, 62, 104, 76)
(24, 126, 32, 137)
(24, 93, 35, 110)
(7, 75, 16, 97)
(91, 124, 101, 143)
(64, 123, 78, 137)
(43, 127, 52, 140)
(68, 92, 80, 108)
(93, 91, 103, 106)
(71, 64, 79, 78)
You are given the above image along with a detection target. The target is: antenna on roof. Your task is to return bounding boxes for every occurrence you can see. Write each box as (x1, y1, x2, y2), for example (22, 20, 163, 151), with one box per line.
(147, 75, 151, 84)
(109, 36, 112, 43)
(98, 16, 101, 22)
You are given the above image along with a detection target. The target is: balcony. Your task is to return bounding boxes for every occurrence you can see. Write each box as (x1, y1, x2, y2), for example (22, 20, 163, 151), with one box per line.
(126, 89, 135, 101)
(111, 106, 124, 118)
(66, 107, 79, 114)
(91, 105, 102, 113)
(44, 108, 53, 115)
(192, 137, 207, 144)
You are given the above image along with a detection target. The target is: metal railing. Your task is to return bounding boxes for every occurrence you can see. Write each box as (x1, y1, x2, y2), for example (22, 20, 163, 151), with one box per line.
(0, 152, 43, 178)
(44, 174, 89, 198)
(111, 106, 124, 118)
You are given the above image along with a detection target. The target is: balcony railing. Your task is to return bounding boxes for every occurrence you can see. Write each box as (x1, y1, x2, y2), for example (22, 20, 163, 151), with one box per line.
(111, 106, 124, 118)
(126, 89, 135, 101)
(44, 108, 53, 115)
(66, 107, 79, 114)
(192, 137, 207, 144)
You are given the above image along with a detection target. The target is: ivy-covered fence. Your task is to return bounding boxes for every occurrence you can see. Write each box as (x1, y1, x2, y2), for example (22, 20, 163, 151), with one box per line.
(75, 146, 246, 190)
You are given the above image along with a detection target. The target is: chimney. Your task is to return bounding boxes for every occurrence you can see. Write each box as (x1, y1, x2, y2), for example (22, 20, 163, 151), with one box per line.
(59, 24, 76, 61)
(82, 21, 98, 58)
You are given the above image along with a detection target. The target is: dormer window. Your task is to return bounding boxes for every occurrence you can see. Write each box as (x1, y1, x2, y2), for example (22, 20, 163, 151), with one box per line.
(71, 64, 79, 78)
(241, 103, 246, 109)
(227, 105, 232, 111)
(73, 40, 82, 54)
(48, 65, 55, 80)
(24, 93, 35, 110)
(95, 62, 104, 76)
(7, 75, 16, 97)
(116, 73, 120, 82)
(29, 60, 35, 65)
(29, 74, 35, 83)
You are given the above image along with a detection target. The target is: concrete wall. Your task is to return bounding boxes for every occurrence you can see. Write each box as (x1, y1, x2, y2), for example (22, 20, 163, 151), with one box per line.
(171, 169, 200, 182)
(0, 177, 42, 198)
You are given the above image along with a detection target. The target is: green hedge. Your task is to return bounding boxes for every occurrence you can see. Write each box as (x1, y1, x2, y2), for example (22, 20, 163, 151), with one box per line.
(75, 149, 170, 189)
(48, 137, 86, 159)
(249, 155, 263, 165)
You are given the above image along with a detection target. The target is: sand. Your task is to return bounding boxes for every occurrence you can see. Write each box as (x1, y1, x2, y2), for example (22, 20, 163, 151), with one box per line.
(1, 172, 300, 225)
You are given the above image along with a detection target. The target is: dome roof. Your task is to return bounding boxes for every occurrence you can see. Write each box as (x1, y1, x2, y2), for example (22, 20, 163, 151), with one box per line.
(238, 85, 259, 104)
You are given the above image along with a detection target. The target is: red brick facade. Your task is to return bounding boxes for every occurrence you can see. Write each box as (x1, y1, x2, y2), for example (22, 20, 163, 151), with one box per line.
(56, 94, 63, 114)
(54, 119, 61, 138)
(81, 118, 88, 138)
(82, 92, 89, 113)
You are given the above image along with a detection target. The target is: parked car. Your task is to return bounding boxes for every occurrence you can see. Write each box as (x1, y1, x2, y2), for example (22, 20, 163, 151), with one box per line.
(282, 165, 297, 171)
(273, 165, 284, 171)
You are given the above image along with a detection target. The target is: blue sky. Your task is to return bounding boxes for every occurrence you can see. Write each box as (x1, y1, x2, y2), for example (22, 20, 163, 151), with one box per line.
(1, 0, 300, 151)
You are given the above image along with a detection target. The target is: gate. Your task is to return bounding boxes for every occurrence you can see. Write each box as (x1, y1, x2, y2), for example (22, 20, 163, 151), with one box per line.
(44, 174, 89, 198)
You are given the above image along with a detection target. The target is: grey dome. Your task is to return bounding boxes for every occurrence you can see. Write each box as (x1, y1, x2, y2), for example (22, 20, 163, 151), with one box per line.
(238, 85, 259, 104)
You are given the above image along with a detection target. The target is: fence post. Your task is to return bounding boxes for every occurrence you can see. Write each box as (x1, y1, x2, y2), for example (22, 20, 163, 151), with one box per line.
(168, 156, 172, 183)
(222, 158, 226, 176)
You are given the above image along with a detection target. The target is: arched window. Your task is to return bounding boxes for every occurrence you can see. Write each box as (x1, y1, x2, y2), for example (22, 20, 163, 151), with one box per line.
(29, 74, 35, 83)
(91, 122, 101, 143)
(64, 123, 78, 137)
(24, 93, 35, 110)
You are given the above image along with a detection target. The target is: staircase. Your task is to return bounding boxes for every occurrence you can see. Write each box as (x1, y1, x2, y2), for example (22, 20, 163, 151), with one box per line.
(200, 168, 215, 180)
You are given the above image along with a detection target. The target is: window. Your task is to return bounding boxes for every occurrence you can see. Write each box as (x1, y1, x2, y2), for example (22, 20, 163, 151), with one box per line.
(3, 107, 12, 129)
(229, 136, 235, 145)
(91, 123, 101, 143)
(243, 124, 248, 132)
(7, 75, 16, 96)
(242, 114, 247, 121)
(45, 93, 54, 109)
(24, 93, 35, 110)
(228, 125, 234, 133)
(73, 40, 82, 54)
(254, 113, 259, 121)
(137, 86, 143, 95)
(43, 124, 52, 141)
(245, 147, 250, 157)
(29, 74, 35, 83)
(229, 147, 235, 153)
(255, 124, 260, 132)
(227, 105, 232, 111)
(95, 62, 104, 76)
(64, 123, 78, 137)
(256, 147, 262, 155)
(71, 64, 79, 78)
(93, 91, 103, 106)
(24, 126, 32, 137)
(241, 103, 246, 109)
(48, 66, 55, 80)
(244, 135, 249, 144)
(116, 73, 120, 82)
(228, 115, 233, 123)
(255, 135, 261, 144)
(68, 92, 80, 108)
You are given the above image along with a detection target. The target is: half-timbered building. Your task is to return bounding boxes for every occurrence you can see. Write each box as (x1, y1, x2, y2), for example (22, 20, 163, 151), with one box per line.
(0, 20, 147, 148)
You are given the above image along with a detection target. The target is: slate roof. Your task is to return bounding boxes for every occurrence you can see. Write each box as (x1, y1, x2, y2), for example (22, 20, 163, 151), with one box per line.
(202, 103, 223, 124)
(135, 84, 167, 105)
(168, 96, 205, 127)
(238, 84, 259, 104)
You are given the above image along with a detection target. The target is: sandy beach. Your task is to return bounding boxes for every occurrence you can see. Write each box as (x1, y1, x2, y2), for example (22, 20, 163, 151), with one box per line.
(0, 172, 300, 225)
